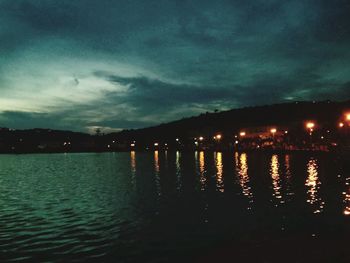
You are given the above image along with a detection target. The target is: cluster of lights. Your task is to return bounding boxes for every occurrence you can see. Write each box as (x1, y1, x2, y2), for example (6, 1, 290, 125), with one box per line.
(213, 134, 222, 140)
(128, 112, 350, 150)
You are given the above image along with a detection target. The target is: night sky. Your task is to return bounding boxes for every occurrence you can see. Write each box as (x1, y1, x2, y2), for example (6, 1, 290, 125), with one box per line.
(1, 0, 349, 132)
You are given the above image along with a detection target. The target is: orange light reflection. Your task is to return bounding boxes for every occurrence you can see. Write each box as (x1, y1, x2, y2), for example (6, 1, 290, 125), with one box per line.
(215, 152, 224, 192)
(305, 158, 324, 214)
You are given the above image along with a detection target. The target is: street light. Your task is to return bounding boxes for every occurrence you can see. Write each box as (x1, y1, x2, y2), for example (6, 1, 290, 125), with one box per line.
(306, 122, 315, 130)
(270, 128, 277, 142)
(306, 122, 315, 134)
(346, 113, 350, 121)
(339, 122, 344, 128)
(215, 134, 222, 140)
(199, 136, 204, 141)
(239, 131, 246, 137)
(305, 122, 315, 148)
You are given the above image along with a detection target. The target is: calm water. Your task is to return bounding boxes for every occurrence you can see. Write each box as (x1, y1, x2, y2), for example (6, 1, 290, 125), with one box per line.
(0, 151, 349, 262)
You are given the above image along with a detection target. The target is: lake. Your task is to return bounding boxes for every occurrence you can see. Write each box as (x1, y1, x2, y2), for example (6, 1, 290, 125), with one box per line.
(0, 151, 349, 262)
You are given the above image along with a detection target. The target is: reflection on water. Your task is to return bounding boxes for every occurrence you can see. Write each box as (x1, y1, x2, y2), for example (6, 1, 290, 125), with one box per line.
(235, 152, 253, 201)
(199, 151, 206, 191)
(130, 151, 136, 185)
(270, 155, 283, 203)
(215, 152, 224, 193)
(164, 150, 168, 169)
(284, 155, 293, 198)
(343, 178, 350, 216)
(176, 151, 181, 191)
(154, 151, 161, 196)
(154, 150, 160, 173)
(0, 152, 348, 262)
(305, 158, 324, 214)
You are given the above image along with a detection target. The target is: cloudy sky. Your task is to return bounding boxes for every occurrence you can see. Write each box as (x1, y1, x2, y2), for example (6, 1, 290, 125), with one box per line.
(0, 0, 349, 132)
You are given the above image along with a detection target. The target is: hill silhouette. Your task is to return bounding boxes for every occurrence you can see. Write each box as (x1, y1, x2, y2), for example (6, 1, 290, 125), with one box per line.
(107, 100, 350, 145)
(1, 100, 350, 153)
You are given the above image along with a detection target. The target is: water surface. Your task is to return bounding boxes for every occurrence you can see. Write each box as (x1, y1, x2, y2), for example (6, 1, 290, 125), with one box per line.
(0, 151, 349, 262)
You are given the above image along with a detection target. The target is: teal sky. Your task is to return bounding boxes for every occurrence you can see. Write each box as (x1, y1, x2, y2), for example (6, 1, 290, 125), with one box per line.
(0, 0, 350, 132)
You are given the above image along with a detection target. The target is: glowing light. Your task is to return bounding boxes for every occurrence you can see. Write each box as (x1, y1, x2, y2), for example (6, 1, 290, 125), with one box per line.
(270, 128, 277, 134)
(154, 142, 159, 146)
(339, 122, 344, 128)
(346, 113, 350, 121)
(176, 138, 179, 142)
(215, 134, 222, 140)
(284, 131, 288, 134)
(130, 143, 135, 147)
(306, 122, 315, 129)
(199, 136, 204, 141)
(239, 131, 246, 137)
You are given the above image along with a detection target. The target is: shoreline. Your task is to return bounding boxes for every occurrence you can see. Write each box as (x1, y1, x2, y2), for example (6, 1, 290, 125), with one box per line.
(0, 148, 338, 155)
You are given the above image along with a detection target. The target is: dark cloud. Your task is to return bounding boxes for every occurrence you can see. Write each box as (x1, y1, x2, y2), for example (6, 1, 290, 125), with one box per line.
(0, 111, 70, 130)
(16, 1, 78, 31)
(0, 0, 349, 131)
